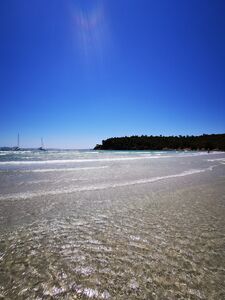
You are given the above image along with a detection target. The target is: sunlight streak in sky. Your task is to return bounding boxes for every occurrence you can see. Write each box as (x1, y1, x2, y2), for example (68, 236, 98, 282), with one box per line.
(72, 1, 111, 63)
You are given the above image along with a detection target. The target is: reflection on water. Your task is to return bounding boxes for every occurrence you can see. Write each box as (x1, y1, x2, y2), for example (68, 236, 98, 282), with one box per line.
(0, 150, 225, 299)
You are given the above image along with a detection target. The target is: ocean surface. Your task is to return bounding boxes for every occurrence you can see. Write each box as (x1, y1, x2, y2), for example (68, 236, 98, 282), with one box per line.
(0, 149, 225, 299)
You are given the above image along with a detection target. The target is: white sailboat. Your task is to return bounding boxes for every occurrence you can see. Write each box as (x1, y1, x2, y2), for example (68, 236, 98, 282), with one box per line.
(38, 138, 46, 151)
(13, 133, 20, 151)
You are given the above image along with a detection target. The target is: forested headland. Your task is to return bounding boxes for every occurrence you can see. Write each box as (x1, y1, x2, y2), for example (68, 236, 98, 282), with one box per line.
(94, 134, 225, 151)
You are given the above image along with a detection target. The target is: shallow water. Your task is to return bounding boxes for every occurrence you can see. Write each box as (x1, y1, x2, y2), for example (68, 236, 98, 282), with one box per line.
(0, 150, 225, 299)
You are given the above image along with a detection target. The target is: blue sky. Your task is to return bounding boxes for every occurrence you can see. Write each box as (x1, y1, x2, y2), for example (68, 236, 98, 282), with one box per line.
(0, 0, 225, 148)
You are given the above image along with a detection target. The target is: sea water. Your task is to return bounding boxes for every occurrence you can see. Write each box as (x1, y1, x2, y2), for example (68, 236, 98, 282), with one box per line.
(0, 150, 225, 299)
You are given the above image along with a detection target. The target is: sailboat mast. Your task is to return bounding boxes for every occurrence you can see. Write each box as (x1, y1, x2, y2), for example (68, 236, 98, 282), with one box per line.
(17, 133, 20, 148)
(41, 138, 44, 148)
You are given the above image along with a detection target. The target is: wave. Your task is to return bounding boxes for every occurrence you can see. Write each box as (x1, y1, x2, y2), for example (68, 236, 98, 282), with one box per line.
(0, 166, 216, 201)
(0, 156, 162, 165)
(0, 152, 222, 165)
(207, 158, 225, 162)
(0, 166, 108, 173)
(23, 178, 87, 185)
(21, 166, 108, 173)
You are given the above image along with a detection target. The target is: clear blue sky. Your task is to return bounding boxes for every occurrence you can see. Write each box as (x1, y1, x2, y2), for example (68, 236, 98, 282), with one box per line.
(0, 0, 225, 148)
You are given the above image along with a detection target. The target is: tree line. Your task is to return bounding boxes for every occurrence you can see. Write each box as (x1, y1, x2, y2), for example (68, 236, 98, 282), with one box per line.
(94, 134, 225, 151)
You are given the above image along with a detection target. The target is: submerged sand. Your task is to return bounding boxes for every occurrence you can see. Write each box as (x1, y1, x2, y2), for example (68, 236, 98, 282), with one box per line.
(0, 151, 225, 299)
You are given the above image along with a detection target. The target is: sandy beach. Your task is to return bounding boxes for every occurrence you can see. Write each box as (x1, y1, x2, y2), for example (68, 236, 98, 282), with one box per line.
(0, 150, 225, 299)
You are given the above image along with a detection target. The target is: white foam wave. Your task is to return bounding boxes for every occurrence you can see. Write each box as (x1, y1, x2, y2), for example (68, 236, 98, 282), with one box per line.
(207, 158, 225, 162)
(0, 166, 216, 201)
(21, 166, 108, 173)
(0, 152, 222, 165)
(0, 156, 162, 165)
(0, 166, 108, 173)
(24, 178, 87, 185)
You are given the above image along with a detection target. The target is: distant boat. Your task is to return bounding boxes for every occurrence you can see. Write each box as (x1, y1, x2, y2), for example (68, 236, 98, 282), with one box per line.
(13, 133, 20, 151)
(38, 138, 46, 151)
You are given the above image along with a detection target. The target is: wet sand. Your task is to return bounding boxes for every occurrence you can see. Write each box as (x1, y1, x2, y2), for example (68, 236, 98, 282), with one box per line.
(0, 151, 225, 299)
